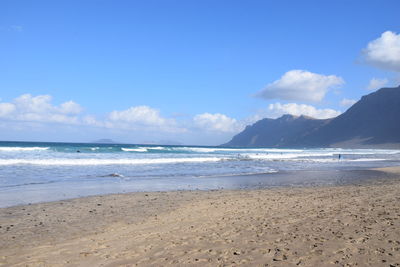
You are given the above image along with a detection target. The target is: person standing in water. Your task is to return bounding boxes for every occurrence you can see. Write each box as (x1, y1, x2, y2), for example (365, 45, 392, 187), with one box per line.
(338, 154, 341, 160)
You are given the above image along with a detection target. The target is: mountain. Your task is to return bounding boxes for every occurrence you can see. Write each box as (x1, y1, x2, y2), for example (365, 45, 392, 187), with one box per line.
(224, 86, 400, 148)
(225, 115, 329, 147)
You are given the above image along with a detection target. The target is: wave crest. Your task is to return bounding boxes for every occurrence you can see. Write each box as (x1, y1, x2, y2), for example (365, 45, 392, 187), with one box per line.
(121, 147, 148, 152)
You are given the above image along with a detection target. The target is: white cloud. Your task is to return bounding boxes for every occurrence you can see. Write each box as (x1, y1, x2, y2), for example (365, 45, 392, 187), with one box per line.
(340, 98, 357, 107)
(366, 78, 388, 90)
(256, 70, 344, 102)
(14, 94, 53, 114)
(363, 31, 400, 72)
(82, 115, 102, 127)
(109, 106, 167, 126)
(0, 94, 189, 135)
(59, 101, 83, 114)
(193, 113, 240, 133)
(0, 94, 82, 124)
(0, 103, 16, 117)
(107, 105, 186, 133)
(266, 102, 341, 119)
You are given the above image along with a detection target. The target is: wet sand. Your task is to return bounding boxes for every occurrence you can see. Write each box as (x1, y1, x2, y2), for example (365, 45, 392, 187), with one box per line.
(1, 168, 400, 266)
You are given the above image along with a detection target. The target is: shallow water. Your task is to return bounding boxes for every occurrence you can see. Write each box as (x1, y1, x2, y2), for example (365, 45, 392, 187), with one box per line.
(1, 141, 400, 207)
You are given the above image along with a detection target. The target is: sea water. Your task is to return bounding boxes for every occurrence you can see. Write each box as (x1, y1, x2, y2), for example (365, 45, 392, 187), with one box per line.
(1, 141, 400, 207)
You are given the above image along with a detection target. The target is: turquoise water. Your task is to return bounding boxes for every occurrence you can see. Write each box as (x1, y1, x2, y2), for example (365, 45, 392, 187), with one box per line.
(1, 141, 400, 207)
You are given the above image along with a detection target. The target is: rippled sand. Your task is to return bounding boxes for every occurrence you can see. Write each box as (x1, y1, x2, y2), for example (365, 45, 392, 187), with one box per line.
(1, 168, 400, 266)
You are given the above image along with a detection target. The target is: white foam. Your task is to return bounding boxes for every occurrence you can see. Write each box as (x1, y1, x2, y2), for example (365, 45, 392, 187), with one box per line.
(179, 147, 221, 153)
(171, 147, 304, 153)
(325, 149, 400, 155)
(122, 146, 170, 152)
(0, 157, 223, 166)
(146, 146, 166, 150)
(121, 147, 148, 152)
(348, 158, 387, 162)
(0, 147, 49, 152)
(246, 152, 335, 160)
(279, 158, 388, 163)
(167, 146, 316, 155)
(241, 148, 304, 153)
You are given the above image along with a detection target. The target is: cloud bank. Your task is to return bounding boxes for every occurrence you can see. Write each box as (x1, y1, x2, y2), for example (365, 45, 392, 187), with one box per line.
(0, 94, 241, 144)
(0, 93, 350, 144)
(0, 94, 82, 124)
(256, 70, 344, 102)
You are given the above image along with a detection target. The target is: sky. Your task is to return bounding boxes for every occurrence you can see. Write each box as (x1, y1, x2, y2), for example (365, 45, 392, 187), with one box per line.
(1, 0, 400, 145)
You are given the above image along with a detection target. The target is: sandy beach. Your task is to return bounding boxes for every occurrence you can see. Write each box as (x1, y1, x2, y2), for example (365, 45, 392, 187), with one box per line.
(1, 168, 400, 266)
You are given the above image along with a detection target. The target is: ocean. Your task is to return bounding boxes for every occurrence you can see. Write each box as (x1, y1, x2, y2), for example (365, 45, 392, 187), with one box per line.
(1, 141, 400, 207)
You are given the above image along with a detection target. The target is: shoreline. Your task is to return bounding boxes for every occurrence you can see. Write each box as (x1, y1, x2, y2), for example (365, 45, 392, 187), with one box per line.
(1, 167, 400, 266)
(1, 166, 398, 209)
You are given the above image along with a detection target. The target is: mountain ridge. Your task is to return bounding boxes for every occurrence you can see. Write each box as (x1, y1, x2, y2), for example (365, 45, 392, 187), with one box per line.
(223, 86, 400, 148)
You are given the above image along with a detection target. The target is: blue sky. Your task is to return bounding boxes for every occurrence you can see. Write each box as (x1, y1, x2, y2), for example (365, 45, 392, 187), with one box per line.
(1, 0, 399, 145)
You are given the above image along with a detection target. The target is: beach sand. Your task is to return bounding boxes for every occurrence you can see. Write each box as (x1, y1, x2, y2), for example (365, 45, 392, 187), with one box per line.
(1, 168, 400, 266)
